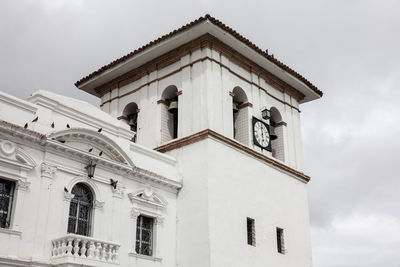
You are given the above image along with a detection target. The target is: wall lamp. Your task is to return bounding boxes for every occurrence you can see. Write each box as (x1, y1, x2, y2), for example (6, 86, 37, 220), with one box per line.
(86, 159, 96, 178)
(261, 108, 271, 120)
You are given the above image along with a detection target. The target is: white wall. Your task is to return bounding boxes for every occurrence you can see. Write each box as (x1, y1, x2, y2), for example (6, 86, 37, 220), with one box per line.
(103, 47, 304, 172)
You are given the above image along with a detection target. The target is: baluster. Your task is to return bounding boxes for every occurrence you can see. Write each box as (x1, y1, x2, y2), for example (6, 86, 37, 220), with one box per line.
(87, 241, 95, 259)
(81, 239, 88, 258)
(95, 242, 102, 260)
(106, 244, 112, 261)
(100, 243, 107, 261)
(66, 238, 73, 255)
(114, 245, 120, 263)
(62, 239, 68, 255)
(57, 240, 63, 255)
(73, 238, 80, 256)
(51, 241, 56, 256)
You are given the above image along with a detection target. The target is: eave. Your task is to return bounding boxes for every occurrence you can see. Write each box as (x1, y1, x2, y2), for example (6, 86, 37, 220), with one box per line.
(76, 14, 322, 104)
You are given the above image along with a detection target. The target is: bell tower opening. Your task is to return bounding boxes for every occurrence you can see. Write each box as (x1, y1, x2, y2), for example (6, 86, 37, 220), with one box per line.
(161, 85, 179, 143)
(232, 87, 249, 145)
(122, 102, 139, 142)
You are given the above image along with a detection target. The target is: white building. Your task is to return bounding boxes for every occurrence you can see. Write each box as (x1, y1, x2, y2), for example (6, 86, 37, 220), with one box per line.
(0, 15, 322, 267)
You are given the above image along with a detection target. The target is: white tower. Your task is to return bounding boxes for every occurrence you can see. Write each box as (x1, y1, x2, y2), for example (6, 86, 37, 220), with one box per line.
(76, 15, 322, 267)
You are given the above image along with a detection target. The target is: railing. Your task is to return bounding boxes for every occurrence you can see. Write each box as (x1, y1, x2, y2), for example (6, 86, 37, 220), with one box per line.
(52, 234, 120, 264)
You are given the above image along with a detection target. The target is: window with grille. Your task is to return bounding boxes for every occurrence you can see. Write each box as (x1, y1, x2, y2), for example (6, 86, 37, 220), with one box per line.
(135, 215, 154, 256)
(0, 178, 15, 229)
(247, 217, 256, 246)
(67, 183, 93, 236)
(277, 227, 285, 254)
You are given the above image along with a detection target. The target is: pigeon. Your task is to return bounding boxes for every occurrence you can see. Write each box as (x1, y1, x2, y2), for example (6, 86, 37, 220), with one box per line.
(99, 151, 103, 156)
(58, 140, 66, 143)
(32, 116, 38, 122)
(66, 124, 70, 128)
(51, 122, 54, 128)
(88, 148, 93, 152)
(24, 123, 28, 129)
(98, 128, 102, 133)
(64, 187, 68, 193)
(110, 179, 118, 189)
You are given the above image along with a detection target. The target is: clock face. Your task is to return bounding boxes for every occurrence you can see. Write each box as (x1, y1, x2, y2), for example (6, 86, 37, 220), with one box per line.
(252, 117, 271, 151)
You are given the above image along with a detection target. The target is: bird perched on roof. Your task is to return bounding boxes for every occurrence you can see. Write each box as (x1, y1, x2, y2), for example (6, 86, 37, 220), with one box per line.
(24, 123, 28, 129)
(99, 151, 103, 156)
(110, 179, 118, 189)
(51, 122, 55, 128)
(98, 128, 102, 133)
(32, 116, 38, 122)
(88, 148, 93, 152)
(64, 187, 68, 193)
(66, 124, 70, 128)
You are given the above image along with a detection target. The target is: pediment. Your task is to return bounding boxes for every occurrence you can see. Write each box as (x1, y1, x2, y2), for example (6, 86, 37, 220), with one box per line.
(128, 185, 167, 209)
(0, 139, 37, 170)
(49, 128, 134, 167)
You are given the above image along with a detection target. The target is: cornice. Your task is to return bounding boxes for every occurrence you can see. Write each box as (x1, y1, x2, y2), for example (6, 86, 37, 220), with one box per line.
(154, 129, 311, 183)
(93, 34, 305, 108)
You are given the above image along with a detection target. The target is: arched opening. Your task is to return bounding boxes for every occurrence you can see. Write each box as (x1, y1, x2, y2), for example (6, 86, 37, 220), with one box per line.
(67, 183, 93, 236)
(270, 107, 285, 161)
(232, 87, 249, 145)
(161, 85, 178, 143)
(122, 102, 139, 142)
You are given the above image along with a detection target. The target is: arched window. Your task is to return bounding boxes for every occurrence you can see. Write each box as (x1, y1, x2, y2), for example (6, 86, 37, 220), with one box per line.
(161, 85, 178, 143)
(67, 183, 93, 236)
(232, 87, 249, 145)
(122, 102, 139, 142)
(270, 107, 285, 161)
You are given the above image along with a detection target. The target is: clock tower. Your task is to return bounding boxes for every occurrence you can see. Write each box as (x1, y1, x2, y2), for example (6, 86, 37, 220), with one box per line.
(76, 15, 322, 267)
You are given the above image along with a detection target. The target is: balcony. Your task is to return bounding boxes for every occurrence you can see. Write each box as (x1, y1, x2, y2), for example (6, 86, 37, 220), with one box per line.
(51, 234, 120, 267)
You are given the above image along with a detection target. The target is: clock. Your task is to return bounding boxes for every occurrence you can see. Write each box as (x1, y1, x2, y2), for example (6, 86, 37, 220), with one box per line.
(252, 117, 272, 151)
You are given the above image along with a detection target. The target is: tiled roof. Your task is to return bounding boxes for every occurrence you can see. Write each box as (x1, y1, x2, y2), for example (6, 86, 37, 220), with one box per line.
(75, 14, 322, 97)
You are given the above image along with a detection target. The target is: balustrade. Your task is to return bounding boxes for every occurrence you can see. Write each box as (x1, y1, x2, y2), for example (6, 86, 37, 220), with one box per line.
(52, 234, 120, 264)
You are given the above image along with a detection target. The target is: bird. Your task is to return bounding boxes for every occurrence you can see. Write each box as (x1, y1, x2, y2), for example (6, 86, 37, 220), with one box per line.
(64, 187, 68, 193)
(110, 179, 118, 189)
(58, 140, 66, 143)
(32, 116, 38, 122)
(24, 123, 28, 129)
(51, 122, 54, 128)
(66, 124, 70, 128)
(88, 148, 93, 152)
(98, 128, 102, 133)
(99, 151, 103, 156)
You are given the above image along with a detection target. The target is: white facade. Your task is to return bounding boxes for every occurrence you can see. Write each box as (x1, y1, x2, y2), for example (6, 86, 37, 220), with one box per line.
(0, 15, 321, 267)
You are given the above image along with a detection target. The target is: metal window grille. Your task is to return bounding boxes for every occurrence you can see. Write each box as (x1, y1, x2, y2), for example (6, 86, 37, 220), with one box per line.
(247, 217, 256, 246)
(277, 227, 285, 254)
(67, 183, 93, 236)
(0, 179, 15, 229)
(135, 215, 154, 256)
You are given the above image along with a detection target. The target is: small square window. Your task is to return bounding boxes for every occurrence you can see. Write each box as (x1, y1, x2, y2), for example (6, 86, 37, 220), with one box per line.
(136, 215, 154, 256)
(0, 178, 15, 229)
(277, 227, 285, 254)
(247, 217, 256, 246)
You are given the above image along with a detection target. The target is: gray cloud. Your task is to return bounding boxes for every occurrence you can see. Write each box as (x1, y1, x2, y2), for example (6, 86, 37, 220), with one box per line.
(1, 0, 399, 266)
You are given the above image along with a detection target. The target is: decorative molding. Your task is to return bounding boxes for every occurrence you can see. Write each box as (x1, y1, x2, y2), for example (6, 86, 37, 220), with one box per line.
(93, 200, 105, 209)
(16, 179, 30, 191)
(130, 208, 140, 220)
(0, 140, 16, 156)
(41, 162, 57, 179)
(128, 252, 162, 262)
(155, 216, 164, 226)
(0, 227, 22, 236)
(154, 129, 311, 182)
(96, 34, 304, 111)
(112, 187, 124, 199)
(63, 192, 75, 202)
(128, 185, 167, 209)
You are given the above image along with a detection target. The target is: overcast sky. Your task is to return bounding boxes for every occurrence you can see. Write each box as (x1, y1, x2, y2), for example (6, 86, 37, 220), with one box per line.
(1, 1, 399, 266)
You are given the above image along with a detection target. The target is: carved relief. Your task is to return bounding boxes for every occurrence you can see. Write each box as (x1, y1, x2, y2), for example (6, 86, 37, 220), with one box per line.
(41, 162, 57, 179)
